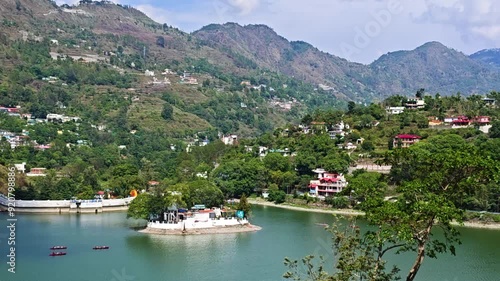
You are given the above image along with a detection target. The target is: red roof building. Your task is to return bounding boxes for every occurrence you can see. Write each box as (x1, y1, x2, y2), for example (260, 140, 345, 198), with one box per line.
(393, 134, 421, 148)
(473, 116, 491, 125)
(452, 116, 471, 126)
(309, 168, 348, 198)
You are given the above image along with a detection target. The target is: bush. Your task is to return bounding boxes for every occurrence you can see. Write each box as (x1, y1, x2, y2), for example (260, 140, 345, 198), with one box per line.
(268, 185, 286, 204)
(161, 103, 174, 120)
(326, 196, 349, 209)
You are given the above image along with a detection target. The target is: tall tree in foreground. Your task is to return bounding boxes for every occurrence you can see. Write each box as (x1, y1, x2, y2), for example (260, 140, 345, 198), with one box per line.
(284, 134, 497, 281)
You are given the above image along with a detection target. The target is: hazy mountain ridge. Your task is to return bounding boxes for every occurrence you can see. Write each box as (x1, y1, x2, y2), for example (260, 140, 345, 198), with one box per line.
(470, 48, 500, 68)
(370, 41, 500, 95)
(194, 24, 500, 98)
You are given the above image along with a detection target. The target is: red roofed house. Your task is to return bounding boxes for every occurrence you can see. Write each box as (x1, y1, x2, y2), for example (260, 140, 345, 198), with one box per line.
(309, 168, 348, 198)
(393, 134, 421, 148)
(26, 168, 47, 177)
(452, 116, 471, 126)
(148, 181, 160, 189)
(473, 116, 491, 125)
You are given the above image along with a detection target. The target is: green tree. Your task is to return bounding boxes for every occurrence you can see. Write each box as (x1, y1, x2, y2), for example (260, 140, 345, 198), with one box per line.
(127, 193, 153, 220)
(188, 179, 224, 208)
(285, 134, 496, 281)
(284, 217, 400, 281)
(161, 103, 174, 120)
(263, 153, 291, 172)
(236, 194, 252, 218)
(361, 140, 375, 152)
(488, 120, 500, 138)
(213, 158, 267, 198)
(268, 184, 286, 204)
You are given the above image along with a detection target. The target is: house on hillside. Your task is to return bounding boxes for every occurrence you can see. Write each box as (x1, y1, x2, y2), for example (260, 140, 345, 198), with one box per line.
(452, 116, 471, 127)
(393, 134, 421, 148)
(221, 135, 238, 145)
(386, 107, 405, 115)
(308, 168, 348, 198)
(329, 121, 349, 139)
(310, 121, 327, 133)
(405, 98, 426, 109)
(14, 163, 26, 173)
(26, 168, 47, 177)
(483, 98, 495, 106)
(473, 116, 491, 126)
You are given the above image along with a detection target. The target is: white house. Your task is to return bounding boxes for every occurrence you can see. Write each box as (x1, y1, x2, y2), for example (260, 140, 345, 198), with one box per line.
(386, 107, 405, 115)
(14, 162, 26, 173)
(221, 135, 238, 145)
(405, 99, 426, 109)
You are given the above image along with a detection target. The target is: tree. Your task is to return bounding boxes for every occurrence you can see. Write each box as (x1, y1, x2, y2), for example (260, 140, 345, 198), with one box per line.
(161, 103, 174, 120)
(268, 184, 286, 204)
(489, 120, 500, 138)
(373, 135, 494, 281)
(347, 101, 357, 114)
(236, 194, 252, 218)
(264, 153, 290, 172)
(285, 134, 496, 281)
(416, 88, 425, 99)
(361, 140, 375, 152)
(213, 158, 267, 198)
(301, 114, 313, 125)
(284, 217, 400, 281)
(156, 36, 165, 48)
(187, 180, 224, 208)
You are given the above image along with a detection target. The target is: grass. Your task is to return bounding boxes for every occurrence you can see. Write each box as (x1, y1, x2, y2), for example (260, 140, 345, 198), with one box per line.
(465, 211, 500, 223)
(127, 95, 212, 135)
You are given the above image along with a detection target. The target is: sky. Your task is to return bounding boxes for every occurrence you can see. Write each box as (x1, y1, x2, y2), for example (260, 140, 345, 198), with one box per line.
(55, 0, 500, 64)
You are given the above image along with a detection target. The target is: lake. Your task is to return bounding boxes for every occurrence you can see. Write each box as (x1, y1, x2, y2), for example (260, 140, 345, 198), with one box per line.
(0, 205, 499, 281)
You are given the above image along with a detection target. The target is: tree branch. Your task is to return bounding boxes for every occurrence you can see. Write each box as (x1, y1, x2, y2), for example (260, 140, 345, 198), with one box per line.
(380, 243, 406, 258)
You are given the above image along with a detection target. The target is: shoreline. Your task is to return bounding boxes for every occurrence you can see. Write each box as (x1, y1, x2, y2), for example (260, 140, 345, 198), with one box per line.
(248, 199, 364, 216)
(139, 224, 262, 235)
(249, 199, 500, 230)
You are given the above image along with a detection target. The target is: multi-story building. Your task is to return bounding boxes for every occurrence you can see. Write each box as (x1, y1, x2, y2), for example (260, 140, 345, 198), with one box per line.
(308, 168, 348, 198)
(393, 134, 421, 148)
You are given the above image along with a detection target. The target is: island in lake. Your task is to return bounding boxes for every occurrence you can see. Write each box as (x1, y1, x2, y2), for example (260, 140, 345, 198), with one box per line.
(140, 205, 261, 235)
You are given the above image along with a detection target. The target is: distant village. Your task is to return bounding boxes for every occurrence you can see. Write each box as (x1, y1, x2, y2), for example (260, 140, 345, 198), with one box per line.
(1, 90, 496, 197)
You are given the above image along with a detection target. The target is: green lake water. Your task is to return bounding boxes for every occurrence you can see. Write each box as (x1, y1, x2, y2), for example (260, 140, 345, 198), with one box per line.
(0, 205, 499, 281)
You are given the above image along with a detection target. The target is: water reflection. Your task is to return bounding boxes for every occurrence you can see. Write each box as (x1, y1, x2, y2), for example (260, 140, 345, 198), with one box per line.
(0, 207, 498, 281)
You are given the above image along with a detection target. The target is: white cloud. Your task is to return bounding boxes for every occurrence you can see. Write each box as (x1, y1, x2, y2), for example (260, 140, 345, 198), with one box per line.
(417, 0, 500, 43)
(224, 0, 261, 15)
(135, 4, 170, 25)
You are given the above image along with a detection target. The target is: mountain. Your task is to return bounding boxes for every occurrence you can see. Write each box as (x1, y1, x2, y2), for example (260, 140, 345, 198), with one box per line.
(194, 24, 500, 98)
(470, 48, 500, 68)
(370, 42, 500, 95)
(193, 23, 374, 101)
(2, 0, 500, 105)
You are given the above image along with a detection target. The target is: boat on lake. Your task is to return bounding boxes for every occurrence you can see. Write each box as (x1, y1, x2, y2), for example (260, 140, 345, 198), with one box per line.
(50, 246, 67, 250)
(93, 246, 110, 250)
(49, 252, 66, 256)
